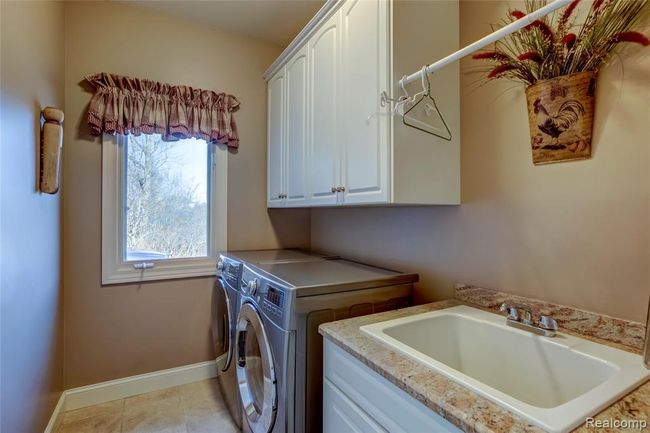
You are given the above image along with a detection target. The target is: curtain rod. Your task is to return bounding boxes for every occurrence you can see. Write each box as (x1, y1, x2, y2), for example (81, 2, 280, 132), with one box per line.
(398, 0, 572, 88)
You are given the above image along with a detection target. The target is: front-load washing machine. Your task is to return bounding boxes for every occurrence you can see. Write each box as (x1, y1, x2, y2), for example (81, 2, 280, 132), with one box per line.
(236, 265, 294, 433)
(236, 258, 417, 433)
(213, 250, 338, 429)
(213, 254, 245, 429)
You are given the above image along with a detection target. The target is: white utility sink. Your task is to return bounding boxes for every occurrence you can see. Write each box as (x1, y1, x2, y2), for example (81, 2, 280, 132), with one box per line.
(361, 305, 650, 433)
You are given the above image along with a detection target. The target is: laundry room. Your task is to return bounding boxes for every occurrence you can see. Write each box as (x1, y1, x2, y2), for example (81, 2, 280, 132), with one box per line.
(1, 1, 649, 433)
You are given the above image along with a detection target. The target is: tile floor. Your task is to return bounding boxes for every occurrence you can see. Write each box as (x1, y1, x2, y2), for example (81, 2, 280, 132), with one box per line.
(54, 378, 240, 433)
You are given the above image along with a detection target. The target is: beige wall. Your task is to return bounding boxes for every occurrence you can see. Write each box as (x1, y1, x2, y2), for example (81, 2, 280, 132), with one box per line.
(63, 1, 310, 388)
(13, 0, 643, 400)
(0, 1, 65, 432)
(311, 0, 650, 323)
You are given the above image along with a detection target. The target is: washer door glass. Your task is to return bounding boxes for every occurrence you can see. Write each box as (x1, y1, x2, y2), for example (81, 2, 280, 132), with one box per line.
(236, 303, 277, 433)
(212, 278, 233, 372)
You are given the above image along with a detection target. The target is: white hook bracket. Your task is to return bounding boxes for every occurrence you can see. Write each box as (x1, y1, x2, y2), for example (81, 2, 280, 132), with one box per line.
(368, 75, 412, 124)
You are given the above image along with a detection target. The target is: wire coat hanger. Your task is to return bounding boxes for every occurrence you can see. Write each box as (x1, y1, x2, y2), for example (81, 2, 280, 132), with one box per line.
(402, 66, 452, 141)
(393, 75, 411, 116)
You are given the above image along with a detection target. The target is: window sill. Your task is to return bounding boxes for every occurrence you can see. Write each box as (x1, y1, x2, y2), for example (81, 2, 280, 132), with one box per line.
(101, 259, 218, 285)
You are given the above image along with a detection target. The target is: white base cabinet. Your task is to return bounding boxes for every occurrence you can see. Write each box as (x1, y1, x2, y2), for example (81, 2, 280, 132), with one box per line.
(323, 339, 461, 433)
(265, 0, 460, 208)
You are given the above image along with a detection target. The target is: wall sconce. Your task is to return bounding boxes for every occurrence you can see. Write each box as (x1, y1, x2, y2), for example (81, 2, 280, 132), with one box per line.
(40, 107, 64, 194)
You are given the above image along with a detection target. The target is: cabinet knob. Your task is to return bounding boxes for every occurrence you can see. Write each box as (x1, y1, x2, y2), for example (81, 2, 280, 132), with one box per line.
(331, 187, 337, 193)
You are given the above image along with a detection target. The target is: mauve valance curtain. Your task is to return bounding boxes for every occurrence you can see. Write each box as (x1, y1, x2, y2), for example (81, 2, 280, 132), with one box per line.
(85, 72, 241, 148)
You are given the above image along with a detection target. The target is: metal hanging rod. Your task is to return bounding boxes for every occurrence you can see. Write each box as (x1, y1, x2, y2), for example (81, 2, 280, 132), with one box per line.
(398, 0, 572, 88)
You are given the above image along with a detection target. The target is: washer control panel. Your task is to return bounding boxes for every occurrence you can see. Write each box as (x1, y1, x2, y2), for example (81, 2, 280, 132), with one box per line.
(263, 286, 285, 318)
(242, 277, 259, 296)
(218, 255, 241, 289)
(241, 264, 289, 325)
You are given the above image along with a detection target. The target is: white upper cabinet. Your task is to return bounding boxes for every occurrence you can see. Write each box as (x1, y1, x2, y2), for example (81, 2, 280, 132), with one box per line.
(339, 0, 389, 205)
(308, 10, 341, 206)
(267, 45, 310, 208)
(267, 68, 285, 208)
(285, 44, 309, 206)
(265, 0, 460, 207)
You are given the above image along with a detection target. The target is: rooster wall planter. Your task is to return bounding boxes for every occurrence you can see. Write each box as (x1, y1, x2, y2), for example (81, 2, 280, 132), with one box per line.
(470, 0, 648, 166)
(525, 72, 595, 164)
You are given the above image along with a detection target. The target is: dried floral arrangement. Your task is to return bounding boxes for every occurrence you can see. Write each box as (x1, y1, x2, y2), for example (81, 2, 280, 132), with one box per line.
(472, 0, 649, 86)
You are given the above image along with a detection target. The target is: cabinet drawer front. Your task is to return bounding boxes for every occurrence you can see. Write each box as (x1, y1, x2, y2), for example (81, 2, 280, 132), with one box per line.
(324, 339, 461, 433)
(324, 378, 388, 433)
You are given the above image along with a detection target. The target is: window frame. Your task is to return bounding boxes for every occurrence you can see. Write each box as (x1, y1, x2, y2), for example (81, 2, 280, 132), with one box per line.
(101, 133, 227, 285)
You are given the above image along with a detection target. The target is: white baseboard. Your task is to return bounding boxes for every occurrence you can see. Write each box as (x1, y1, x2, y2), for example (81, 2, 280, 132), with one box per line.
(44, 356, 223, 432)
(43, 393, 66, 433)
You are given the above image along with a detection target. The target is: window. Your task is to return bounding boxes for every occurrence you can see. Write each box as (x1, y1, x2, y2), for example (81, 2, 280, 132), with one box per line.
(102, 133, 227, 284)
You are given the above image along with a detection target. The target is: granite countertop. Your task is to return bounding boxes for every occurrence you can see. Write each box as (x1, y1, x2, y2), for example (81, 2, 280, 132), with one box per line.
(318, 298, 650, 433)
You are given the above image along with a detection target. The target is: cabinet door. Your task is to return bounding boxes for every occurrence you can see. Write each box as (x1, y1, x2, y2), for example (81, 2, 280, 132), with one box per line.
(285, 45, 309, 206)
(339, 0, 390, 204)
(308, 10, 341, 206)
(267, 68, 286, 207)
(323, 379, 387, 433)
(324, 339, 462, 433)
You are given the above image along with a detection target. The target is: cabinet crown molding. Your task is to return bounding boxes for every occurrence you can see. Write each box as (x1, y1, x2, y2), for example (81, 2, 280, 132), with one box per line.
(263, 0, 342, 81)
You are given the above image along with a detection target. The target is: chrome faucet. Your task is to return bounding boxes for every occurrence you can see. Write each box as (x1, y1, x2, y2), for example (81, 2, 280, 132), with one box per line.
(499, 303, 558, 337)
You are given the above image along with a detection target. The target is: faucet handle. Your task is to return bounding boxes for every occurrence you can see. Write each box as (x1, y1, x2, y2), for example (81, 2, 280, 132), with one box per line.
(520, 309, 533, 325)
(499, 303, 520, 321)
(538, 315, 558, 331)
